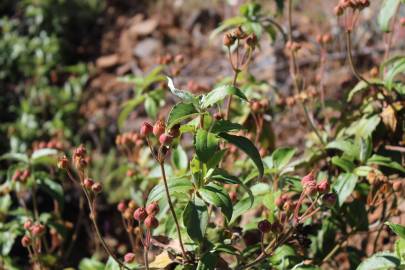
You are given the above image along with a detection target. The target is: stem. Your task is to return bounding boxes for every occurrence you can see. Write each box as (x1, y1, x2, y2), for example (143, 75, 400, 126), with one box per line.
(225, 39, 240, 120)
(345, 30, 370, 85)
(144, 239, 150, 270)
(287, 0, 325, 146)
(81, 187, 129, 270)
(159, 162, 188, 260)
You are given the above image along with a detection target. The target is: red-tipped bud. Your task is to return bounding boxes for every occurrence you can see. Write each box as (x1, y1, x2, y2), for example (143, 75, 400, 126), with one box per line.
(144, 215, 159, 229)
(146, 202, 160, 216)
(117, 201, 127, 213)
(31, 224, 45, 236)
(153, 120, 166, 137)
(317, 180, 330, 193)
(24, 219, 33, 230)
(124, 252, 136, 263)
(91, 182, 103, 193)
(258, 220, 272, 233)
(20, 169, 30, 182)
(159, 134, 173, 146)
(140, 122, 153, 137)
(21, 235, 31, 247)
(83, 178, 94, 189)
(12, 170, 21, 181)
(58, 155, 69, 169)
(133, 207, 147, 222)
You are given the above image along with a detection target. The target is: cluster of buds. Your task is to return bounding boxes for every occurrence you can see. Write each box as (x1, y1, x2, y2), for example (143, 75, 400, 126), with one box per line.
(141, 120, 181, 162)
(21, 219, 46, 248)
(157, 53, 185, 76)
(223, 26, 258, 50)
(72, 144, 89, 170)
(250, 99, 270, 113)
(83, 178, 103, 194)
(32, 138, 63, 151)
(334, 0, 370, 16)
(116, 132, 143, 148)
(279, 87, 318, 107)
(224, 184, 239, 203)
(12, 169, 30, 183)
(285, 41, 302, 52)
(133, 202, 160, 230)
(117, 200, 137, 220)
(316, 33, 332, 45)
(257, 219, 282, 235)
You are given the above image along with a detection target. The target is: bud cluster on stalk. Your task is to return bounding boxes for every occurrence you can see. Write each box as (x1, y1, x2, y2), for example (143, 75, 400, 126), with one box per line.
(21, 219, 46, 248)
(223, 26, 258, 50)
(334, 0, 370, 16)
(12, 169, 30, 183)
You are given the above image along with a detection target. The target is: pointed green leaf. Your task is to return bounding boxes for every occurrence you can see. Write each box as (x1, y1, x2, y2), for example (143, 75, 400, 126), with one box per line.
(195, 130, 219, 163)
(199, 184, 233, 222)
(182, 197, 208, 242)
(167, 102, 199, 128)
(200, 85, 247, 109)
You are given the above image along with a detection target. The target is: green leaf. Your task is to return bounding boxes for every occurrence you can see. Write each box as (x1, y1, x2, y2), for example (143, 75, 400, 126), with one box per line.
(210, 120, 244, 134)
(199, 184, 233, 222)
(378, 0, 400, 32)
(172, 145, 188, 171)
(347, 79, 383, 102)
(31, 148, 58, 165)
(206, 149, 227, 169)
(144, 96, 158, 120)
(359, 137, 372, 163)
(395, 238, 405, 261)
(326, 140, 358, 159)
(105, 257, 120, 270)
(219, 132, 264, 178)
(78, 258, 104, 270)
(270, 245, 298, 268)
(331, 156, 355, 172)
(182, 197, 208, 242)
(200, 85, 247, 109)
(268, 147, 296, 171)
(195, 130, 219, 163)
(167, 77, 196, 102)
(167, 102, 199, 129)
(0, 152, 29, 163)
(346, 115, 381, 139)
(147, 177, 193, 204)
(367, 154, 405, 173)
(37, 178, 64, 208)
(356, 252, 400, 270)
(384, 56, 405, 90)
(209, 168, 253, 208)
(196, 252, 218, 270)
(385, 222, 405, 239)
(333, 173, 358, 206)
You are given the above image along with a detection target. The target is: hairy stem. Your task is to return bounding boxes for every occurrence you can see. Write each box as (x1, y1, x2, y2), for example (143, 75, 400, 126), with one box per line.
(159, 162, 188, 261)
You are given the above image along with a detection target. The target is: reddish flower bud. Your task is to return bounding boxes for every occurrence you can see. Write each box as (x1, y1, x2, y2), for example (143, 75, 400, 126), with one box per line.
(144, 215, 159, 229)
(322, 193, 337, 207)
(117, 201, 127, 213)
(21, 235, 31, 247)
(213, 112, 223, 121)
(229, 191, 237, 202)
(317, 180, 330, 194)
(24, 219, 33, 230)
(31, 224, 45, 236)
(251, 101, 261, 113)
(83, 178, 94, 189)
(146, 202, 160, 216)
(20, 169, 30, 182)
(91, 182, 103, 193)
(153, 120, 166, 137)
(159, 133, 173, 146)
(58, 155, 69, 169)
(301, 171, 316, 190)
(258, 220, 272, 233)
(12, 170, 21, 181)
(140, 122, 153, 137)
(126, 169, 135, 177)
(124, 252, 136, 263)
(393, 181, 402, 192)
(133, 207, 147, 222)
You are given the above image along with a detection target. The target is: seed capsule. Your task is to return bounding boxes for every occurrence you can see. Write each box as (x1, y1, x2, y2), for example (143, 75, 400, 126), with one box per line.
(140, 122, 153, 137)
(133, 207, 147, 222)
(146, 202, 160, 215)
(153, 120, 166, 137)
(144, 215, 159, 229)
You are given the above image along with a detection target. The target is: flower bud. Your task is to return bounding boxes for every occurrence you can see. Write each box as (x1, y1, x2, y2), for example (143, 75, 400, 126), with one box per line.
(275, 196, 285, 209)
(392, 181, 402, 192)
(146, 202, 160, 216)
(24, 219, 33, 230)
(123, 208, 133, 220)
(140, 122, 153, 137)
(133, 207, 147, 222)
(258, 220, 272, 233)
(251, 101, 261, 113)
(12, 170, 21, 181)
(20, 169, 30, 182)
(124, 252, 136, 263)
(83, 178, 94, 189)
(229, 191, 237, 203)
(91, 182, 103, 193)
(213, 112, 223, 121)
(31, 224, 45, 236)
(21, 235, 31, 247)
(144, 215, 159, 229)
(128, 201, 137, 210)
(58, 155, 69, 169)
(246, 33, 258, 49)
(153, 120, 166, 137)
(322, 193, 337, 207)
(223, 33, 235, 47)
(317, 179, 330, 194)
(117, 201, 127, 213)
(159, 134, 173, 146)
